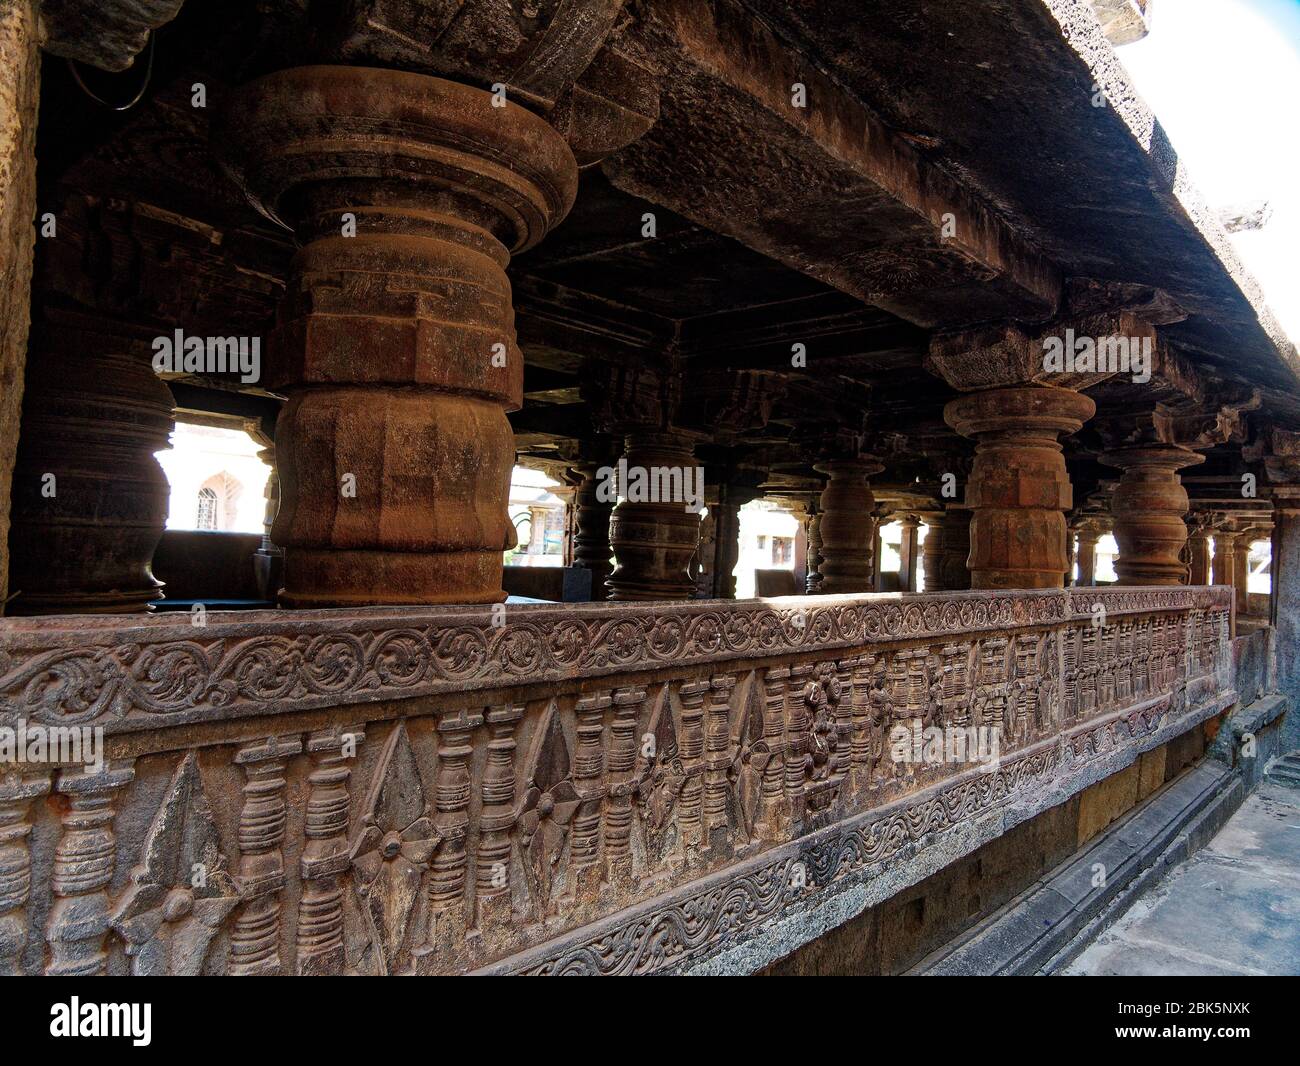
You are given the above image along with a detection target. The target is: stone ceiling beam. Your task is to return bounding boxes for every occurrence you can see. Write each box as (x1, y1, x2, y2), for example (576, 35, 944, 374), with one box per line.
(605, 0, 1061, 330)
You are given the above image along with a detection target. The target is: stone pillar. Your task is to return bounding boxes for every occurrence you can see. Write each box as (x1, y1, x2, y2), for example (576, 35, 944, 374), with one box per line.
(708, 487, 750, 599)
(252, 439, 284, 602)
(944, 387, 1095, 589)
(217, 66, 577, 607)
(0, 0, 39, 613)
(870, 508, 887, 592)
(939, 507, 973, 591)
(1101, 445, 1204, 585)
(1233, 533, 1253, 615)
(606, 430, 702, 600)
(805, 505, 824, 594)
(8, 315, 174, 613)
(1187, 522, 1211, 586)
(1212, 528, 1237, 588)
(1074, 522, 1101, 587)
(897, 515, 921, 592)
(1272, 492, 1300, 752)
(919, 512, 946, 592)
(570, 462, 614, 600)
(813, 457, 882, 594)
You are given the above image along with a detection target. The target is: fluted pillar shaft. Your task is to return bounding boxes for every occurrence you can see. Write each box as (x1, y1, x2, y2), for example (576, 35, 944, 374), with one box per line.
(944, 386, 1094, 589)
(217, 66, 577, 606)
(1212, 530, 1238, 588)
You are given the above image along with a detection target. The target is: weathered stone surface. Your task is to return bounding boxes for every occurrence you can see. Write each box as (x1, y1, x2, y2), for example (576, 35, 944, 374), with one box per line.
(1101, 444, 1204, 585)
(945, 386, 1095, 589)
(8, 314, 173, 614)
(814, 458, 883, 594)
(216, 65, 578, 606)
(0, 0, 39, 614)
(0, 584, 1233, 973)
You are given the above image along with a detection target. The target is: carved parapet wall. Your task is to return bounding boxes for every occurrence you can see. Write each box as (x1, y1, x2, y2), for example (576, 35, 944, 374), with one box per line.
(0, 586, 1233, 974)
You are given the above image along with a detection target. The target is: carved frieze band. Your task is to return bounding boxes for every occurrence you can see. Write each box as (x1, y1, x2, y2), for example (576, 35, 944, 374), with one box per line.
(0, 587, 1229, 732)
(0, 589, 1232, 975)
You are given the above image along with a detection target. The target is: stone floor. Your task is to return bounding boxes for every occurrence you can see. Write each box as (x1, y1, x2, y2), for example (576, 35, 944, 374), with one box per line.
(1065, 782, 1300, 976)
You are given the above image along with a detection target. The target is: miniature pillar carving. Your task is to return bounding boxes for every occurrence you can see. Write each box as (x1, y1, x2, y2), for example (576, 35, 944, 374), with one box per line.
(231, 734, 301, 975)
(0, 770, 50, 974)
(1101, 445, 1204, 585)
(216, 65, 577, 606)
(476, 704, 523, 933)
(606, 430, 702, 600)
(813, 458, 883, 594)
(45, 763, 135, 976)
(298, 725, 364, 976)
(944, 386, 1094, 589)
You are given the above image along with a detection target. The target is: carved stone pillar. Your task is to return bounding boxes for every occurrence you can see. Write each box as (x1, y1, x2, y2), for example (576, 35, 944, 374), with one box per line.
(942, 510, 973, 590)
(813, 457, 883, 594)
(570, 461, 614, 600)
(944, 387, 1095, 589)
(897, 514, 921, 592)
(252, 439, 283, 602)
(1212, 528, 1238, 589)
(8, 314, 173, 614)
(805, 506, 824, 593)
(1074, 522, 1102, 587)
(1187, 521, 1212, 585)
(606, 430, 702, 601)
(217, 66, 577, 606)
(1101, 445, 1204, 585)
(1233, 533, 1254, 615)
(919, 512, 946, 592)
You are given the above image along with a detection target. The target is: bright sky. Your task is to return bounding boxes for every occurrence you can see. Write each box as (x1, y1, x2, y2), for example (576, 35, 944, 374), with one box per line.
(1116, 0, 1300, 342)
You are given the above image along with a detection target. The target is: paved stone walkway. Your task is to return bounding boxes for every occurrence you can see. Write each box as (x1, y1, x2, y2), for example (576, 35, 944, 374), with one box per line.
(1065, 781, 1300, 976)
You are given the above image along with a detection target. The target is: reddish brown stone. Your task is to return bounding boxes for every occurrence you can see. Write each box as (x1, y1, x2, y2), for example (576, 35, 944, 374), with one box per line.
(7, 315, 173, 614)
(813, 458, 883, 594)
(216, 65, 578, 606)
(1101, 444, 1204, 585)
(944, 386, 1094, 589)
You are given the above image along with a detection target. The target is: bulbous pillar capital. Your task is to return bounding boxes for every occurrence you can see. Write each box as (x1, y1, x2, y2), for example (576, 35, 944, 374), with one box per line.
(943, 385, 1094, 589)
(1101, 444, 1204, 585)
